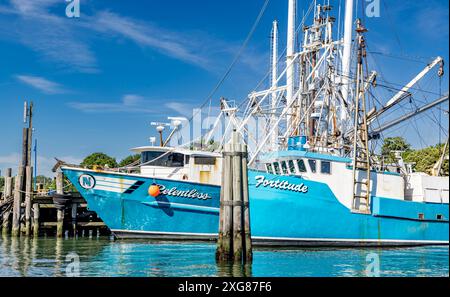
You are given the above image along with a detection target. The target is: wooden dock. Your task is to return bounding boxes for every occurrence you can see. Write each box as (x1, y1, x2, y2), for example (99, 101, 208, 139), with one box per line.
(0, 101, 109, 238)
(1, 170, 109, 238)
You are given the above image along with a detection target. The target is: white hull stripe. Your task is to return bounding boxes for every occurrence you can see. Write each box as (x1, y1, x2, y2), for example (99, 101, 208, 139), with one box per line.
(110, 229, 449, 244)
(85, 176, 140, 193)
(95, 180, 135, 188)
(94, 176, 136, 186)
(94, 185, 128, 193)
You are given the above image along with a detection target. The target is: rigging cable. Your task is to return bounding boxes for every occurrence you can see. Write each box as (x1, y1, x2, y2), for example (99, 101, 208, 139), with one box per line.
(381, 0, 404, 54)
(189, 0, 271, 126)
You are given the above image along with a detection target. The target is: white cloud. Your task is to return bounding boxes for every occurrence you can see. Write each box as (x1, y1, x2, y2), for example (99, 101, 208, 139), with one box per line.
(122, 94, 145, 106)
(0, 153, 21, 169)
(165, 101, 221, 118)
(165, 102, 196, 117)
(10, 0, 60, 14)
(68, 94, 205, 117)
(1, 1, 267, 75)
(15, 75, 65, 94)
(68, 94, 159, 113)
(0, 0, 98, 73)
(92, 11, 211, 68)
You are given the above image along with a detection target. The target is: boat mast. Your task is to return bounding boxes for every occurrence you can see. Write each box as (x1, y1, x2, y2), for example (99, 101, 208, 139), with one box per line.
(341, 0, 353, 104)
(286, 0, 296, 132)
(271, 20, 279, 151)
(351, 19, 371, 213)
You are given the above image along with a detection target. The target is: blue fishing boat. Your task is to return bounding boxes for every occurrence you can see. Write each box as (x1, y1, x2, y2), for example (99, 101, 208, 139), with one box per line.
(61, 145, 449, 246)
(62, 0, 449, 246)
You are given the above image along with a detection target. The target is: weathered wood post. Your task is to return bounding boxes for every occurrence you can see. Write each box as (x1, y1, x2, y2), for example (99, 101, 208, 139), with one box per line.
(21, 127, 29, 167)
(232, 135, 243, 262)
(216, 131, 252, 263)
(71, 202, 77, 237)
(56, 172, 64, 238)
(32, 202, 40, 237)
(2, 168, 13, 235)
(216, 142, 234, 261)
(12, 167, 24, 237)
(24, 166, 33, 236)
(26, 102, 33, 169)
(241, 143, 252, 262)
(2, 168, 12, 198)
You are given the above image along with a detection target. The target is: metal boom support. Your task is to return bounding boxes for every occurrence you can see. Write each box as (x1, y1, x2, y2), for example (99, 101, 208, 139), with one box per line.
(369, 94, 449, 137)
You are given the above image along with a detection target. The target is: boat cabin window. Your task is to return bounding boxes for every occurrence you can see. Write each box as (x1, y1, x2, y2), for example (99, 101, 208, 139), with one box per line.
(287, 160, 296, 174)
(308, 159, 317, 173)
(320, 161, 331, 174)
(141, 151, 185, 167)
(194, 156, 216, 165)
(273, 162, 281, 175)
(296, 159, 307, 173)
(281, 161, 289, 175)
(266, 163, 273, 174)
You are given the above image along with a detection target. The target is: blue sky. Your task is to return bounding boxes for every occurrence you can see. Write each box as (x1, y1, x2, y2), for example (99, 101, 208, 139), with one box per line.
(0, 0, 448, 176)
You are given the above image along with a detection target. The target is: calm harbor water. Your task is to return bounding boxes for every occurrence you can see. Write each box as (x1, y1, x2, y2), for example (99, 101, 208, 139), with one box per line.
(0, 236, 448, 277)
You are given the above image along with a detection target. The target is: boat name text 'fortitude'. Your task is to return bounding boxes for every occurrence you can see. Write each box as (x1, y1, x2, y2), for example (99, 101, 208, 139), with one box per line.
(255, 175, 308, 193)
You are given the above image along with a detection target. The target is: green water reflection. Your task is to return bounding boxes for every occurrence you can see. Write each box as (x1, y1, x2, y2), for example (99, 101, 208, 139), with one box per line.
(0, 235, 448, 277)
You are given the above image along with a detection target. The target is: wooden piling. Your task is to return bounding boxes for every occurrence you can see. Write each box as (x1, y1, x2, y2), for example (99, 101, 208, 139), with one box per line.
(216, 131, 252, 263)
(1, 209, 10, 235)
(24, 166, 32, 236)
(21, 128, 29, 167)
(71, 202, 77, 237)
(2, 168, 12, 198)
(241, 143, 252, 262)
(217, 157, 225, 250)
(232, 141, 243, 262)
(26, 102, 33, 168)
(2, 168, 13, 235)
(56, 172, 64, 238)
(216, 143, 234, 262)
(32, 202, 40, 237)
(12, 167, 24, 236)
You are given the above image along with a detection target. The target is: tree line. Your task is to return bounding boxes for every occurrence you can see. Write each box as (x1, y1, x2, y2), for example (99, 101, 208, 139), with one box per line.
(381, 137, 449, 175)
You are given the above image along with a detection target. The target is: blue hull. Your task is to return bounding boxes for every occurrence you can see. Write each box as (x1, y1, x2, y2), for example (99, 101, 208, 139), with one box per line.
(62, 168, 449, 246)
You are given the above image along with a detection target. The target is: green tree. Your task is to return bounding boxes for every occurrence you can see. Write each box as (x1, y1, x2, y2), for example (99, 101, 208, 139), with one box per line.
(0, 176, 4, 194)
(35, 175, 52, 186)
(381, 137, 411, 163)
(404, 143, 449, 175)
(118, 154, 141, 167)
(80, 153, 118, 169)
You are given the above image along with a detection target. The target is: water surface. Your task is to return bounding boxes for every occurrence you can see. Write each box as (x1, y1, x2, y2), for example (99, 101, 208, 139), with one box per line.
(0, 236, 448, 277)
